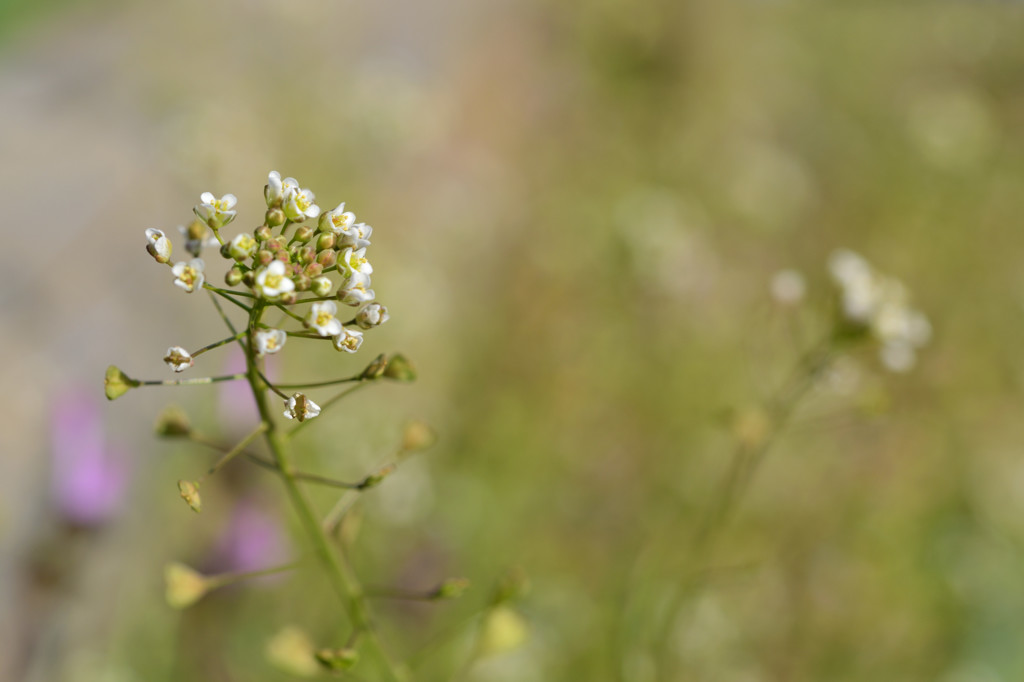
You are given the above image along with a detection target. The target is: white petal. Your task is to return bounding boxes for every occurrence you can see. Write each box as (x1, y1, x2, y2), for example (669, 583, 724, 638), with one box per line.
(200, 192, 216, 204)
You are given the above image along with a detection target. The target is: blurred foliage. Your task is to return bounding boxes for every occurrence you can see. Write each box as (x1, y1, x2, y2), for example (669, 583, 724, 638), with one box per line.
(6, 1, 1024, 681)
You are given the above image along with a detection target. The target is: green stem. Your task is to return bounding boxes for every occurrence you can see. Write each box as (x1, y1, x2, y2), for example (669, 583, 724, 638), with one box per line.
(202, 284, 252, 312)
(140, 374, 247, 387)
(206, 561, 302, 589)
(201, 422, 267, 480)
(287, 381, 371, 438)
(243, 303, 404, 682)
(192, 332, 247, 359)
(274, 374, 361, 390)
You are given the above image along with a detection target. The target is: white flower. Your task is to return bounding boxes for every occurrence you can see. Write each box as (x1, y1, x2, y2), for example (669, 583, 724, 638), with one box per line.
(194, 192, 238, 229)
(770, 269, 806, 305)
(255, 329, 287, 355)
(319, 202, 356, 235)
(879, 341, 918, 373)
(145, 228, 172, 263)
(341, 222, 373, 250)
(228, 233, 257, 261)
(177, 223, 219, 257)
(254, 261, 295, 299)
(332, 326, 364, 353)
(265, 170, 284, 207)
(337, 275, 375, 307)
(338, 247, 373, 279)
(172, 258, 205, 293)
(282, 180, 320, 221)
(355, 303, 389, 329)
(283, 393, 321, 422)
(306, 300, 343, 337)
(310, 276, 333, 297)
(164, 346, 193, 372)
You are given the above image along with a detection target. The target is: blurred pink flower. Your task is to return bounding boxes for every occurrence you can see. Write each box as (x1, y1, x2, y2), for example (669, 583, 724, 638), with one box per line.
(215, 497, 289, 574)
(51, 389, 130, 527)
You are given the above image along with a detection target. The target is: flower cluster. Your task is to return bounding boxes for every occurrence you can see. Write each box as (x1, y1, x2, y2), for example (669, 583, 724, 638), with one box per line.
(143, 171, 393, 419)
(828, 249, 932, 372)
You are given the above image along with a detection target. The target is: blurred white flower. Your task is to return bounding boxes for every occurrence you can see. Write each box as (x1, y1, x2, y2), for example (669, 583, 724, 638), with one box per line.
(164, 346, 193, 372)
(333, 326, 363, 353)
(255, 261, 295, 299)
(194, 192, 238, 229)
(306, 301, 342, 337)
(283, 393, 320, 422)
(255, 329, 287, 356)
(145, 228, 172, 263)
(172, 258, 205, 293)
(770, 269, 806, 305)
(829, 249, 930, 372)
(265, 170, 284, 207)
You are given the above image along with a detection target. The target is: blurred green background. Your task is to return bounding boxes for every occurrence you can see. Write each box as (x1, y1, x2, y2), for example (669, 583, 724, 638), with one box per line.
(3, 1, 1024, 680)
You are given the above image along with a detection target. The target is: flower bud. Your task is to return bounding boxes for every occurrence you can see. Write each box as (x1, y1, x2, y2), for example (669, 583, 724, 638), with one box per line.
(401, 419, 436, 452)
(293, 273, 312, 292)
(315, 233, 336, 252)
(315, 648, 359, 671)
(310, 276, 333, 297)
(255, 225, 272, 241)
(383, 354, 416, 382)
(155, 405, 191, 437)
(294, 225, 314, 244)
(360, 353, 388, 380)
(316, 249, 337, 268)
(242, 270, 257, 287)
(295, 246, 314, 265)
(280, 291, 298, 305)
(225, 266, 244, 286)
(164, 562, 210, 609)
(265, 207, 286, 228)
(304, 263, 324, 278)
(186, 219, 207, 242)
(219, 242, 232, 259)
(255, 249, 273, 266)
(104, 365, 138, 401)
(267, 237, 287, 253)
(177, 479, 202, 513)
(266, 626, 320, 677)
(477, 606, 528, 658)
(435, 577, 470, 600)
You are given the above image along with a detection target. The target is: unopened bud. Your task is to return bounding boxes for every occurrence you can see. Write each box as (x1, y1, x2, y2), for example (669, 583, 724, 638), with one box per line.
(155, 405, 191, 437)
(104, 365, 138, 401)
(267, 237, 287, 253)
(219, 242, 232, 259)
(311, 276, 333, 297)
(297, 246, 316, 265)
(186, 219, 207, 241)
(225, 266, 244, 286)
(293, 273, 312, 292)
(255, 250, 273, 266)
(435, 577, 470, 600)
(164, 562, 210, 609)
(402, 420, 436, 452)
(280, 291, 298, 305)
(360, 353, 389, 380)
(478, 606, 528, 658)
(315, 648, 359, 671)
(316, 249, 337, 268)
(316, 233, 336, 252)
(255, 225, 272, 241)
(266, 626, 320, 677)
(358, 463, 396, 490)
(383, 354, 416, 382)
(177, 480, 202, 513)
(294, 226, 314, 243)
(242, 271, 257, 287)
(304, 262, 324, 278)
(265, 208, 286, 228)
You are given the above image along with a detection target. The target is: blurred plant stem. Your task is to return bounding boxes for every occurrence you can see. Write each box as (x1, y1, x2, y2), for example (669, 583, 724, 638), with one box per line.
(653, 335, 838, 676)
(241, 300, 405, 682)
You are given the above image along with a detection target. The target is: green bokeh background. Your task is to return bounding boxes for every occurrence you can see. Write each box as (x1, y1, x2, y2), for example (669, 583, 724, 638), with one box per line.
(3, 2, 1024, 680)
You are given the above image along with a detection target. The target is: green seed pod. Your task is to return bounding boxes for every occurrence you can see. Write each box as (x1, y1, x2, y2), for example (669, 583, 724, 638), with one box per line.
(155, 405, 191, 437)
(383, 354, 417, 382)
